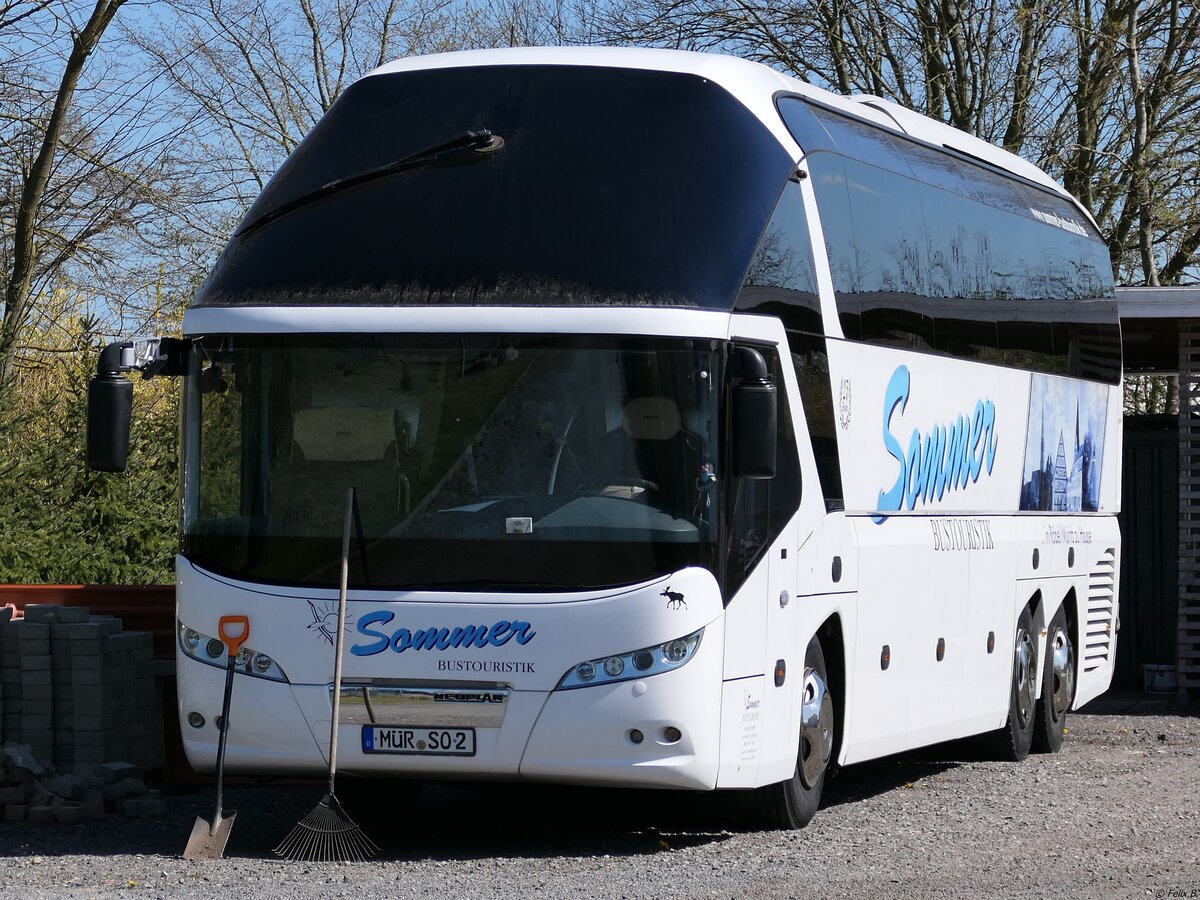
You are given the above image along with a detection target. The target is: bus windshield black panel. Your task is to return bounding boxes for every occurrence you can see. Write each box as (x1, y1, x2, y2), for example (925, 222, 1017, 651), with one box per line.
(193, 66, 794, 312)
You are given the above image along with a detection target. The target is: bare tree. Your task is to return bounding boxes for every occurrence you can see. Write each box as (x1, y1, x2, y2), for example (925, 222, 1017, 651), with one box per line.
(1, 0, 129, 387)
(131, 0, 591, 244)
(602, 0, 1200, 284)
(0, 1, 207, 395)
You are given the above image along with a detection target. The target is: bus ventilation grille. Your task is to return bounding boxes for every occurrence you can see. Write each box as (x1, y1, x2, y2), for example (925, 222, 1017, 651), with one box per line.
(1084, 548, 1117, 673)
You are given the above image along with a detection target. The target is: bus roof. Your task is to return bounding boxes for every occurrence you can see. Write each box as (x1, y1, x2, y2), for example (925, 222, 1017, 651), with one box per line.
(368, 47, 1081, 217)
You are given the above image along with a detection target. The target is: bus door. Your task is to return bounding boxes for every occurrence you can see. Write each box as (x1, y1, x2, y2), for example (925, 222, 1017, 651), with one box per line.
(723, 321, 827, 785)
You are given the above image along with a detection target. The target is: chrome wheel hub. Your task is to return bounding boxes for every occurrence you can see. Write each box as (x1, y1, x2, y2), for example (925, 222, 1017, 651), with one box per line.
(1014, 627, 1035, 728)
(1049, 626, 1075, 718)
(799, 667, 833, 789)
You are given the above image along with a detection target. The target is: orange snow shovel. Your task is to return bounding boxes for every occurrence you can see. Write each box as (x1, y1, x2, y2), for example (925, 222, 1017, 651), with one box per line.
(183, 614, 250, 860)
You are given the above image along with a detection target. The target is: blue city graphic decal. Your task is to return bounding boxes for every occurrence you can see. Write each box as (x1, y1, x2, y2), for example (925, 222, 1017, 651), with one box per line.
(351, 611, 536, 657)
(1019, 374, 1107, 512)
(877, 365, 999, 515)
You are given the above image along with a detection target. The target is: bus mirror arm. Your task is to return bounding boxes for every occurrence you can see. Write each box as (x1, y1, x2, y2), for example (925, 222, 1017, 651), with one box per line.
(87, 337, 188, 473)
(731, 346, 777, 480)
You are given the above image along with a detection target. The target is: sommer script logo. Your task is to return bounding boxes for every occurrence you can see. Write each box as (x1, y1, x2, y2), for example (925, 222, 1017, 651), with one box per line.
(352, 611, 536, 657)
(877, 366, 999, 515)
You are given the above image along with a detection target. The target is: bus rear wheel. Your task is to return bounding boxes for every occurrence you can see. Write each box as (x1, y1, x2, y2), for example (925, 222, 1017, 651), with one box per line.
(744, 637, 832, 830)
(989, 605, 1036, 762)
(1032, 607, 1074, 753)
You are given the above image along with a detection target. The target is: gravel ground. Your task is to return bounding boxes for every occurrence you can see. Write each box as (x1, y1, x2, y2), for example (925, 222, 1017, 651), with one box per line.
(1, 705, 1197, 899)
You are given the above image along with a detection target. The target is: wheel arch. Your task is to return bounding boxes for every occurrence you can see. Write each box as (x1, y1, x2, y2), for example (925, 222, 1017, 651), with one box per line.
(815, 614, 846, 772)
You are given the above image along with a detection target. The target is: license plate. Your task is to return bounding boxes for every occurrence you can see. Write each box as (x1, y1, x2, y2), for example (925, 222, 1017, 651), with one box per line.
(361, 725, 476, 756)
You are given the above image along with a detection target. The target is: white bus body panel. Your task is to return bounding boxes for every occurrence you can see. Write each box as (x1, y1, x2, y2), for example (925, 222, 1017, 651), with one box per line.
(176, 560, 727, 788)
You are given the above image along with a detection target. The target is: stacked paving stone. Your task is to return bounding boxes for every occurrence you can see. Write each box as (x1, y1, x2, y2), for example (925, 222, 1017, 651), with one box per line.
(0, 606, 164, 775)
(0, 744, 165, 823)
(0, 608, 21, 748)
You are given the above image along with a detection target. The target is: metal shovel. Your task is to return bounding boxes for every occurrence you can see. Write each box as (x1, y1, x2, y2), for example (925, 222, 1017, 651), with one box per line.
(184, 614, 250, 860)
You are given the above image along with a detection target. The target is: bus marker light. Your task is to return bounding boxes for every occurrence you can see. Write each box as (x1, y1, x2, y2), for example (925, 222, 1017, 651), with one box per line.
(774, 659, 786, 687)
(629, 729, 644, 744)
(987, 631, 996, 654)
(936, 638, 945, 662)
(1032, 548, 1040, 569)
(881, 645, 891, 670)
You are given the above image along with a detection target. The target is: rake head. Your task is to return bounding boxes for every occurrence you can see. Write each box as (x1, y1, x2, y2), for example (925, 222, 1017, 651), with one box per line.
(274, 792, 379, 862)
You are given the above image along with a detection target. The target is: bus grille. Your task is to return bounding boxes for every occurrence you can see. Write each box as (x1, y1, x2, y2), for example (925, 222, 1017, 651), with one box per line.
(1084, 548, 1117, 672)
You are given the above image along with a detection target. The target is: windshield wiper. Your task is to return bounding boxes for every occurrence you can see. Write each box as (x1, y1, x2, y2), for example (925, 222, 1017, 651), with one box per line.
(235, 128, 504, 238)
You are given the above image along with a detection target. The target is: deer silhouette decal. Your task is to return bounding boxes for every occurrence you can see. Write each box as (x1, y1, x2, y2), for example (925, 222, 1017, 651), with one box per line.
(661, 586, 686, 610)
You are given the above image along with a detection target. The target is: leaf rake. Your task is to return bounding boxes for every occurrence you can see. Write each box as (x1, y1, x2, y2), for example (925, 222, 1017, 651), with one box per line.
(275, 487, 378, 862)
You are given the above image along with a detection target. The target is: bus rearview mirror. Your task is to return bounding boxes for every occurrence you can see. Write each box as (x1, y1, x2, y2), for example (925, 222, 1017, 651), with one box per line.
(732, 347, 777, 480)
(87, 341, 134, 473)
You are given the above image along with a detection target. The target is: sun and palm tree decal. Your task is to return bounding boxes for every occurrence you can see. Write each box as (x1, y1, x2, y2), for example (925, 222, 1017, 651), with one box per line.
(306, 599, 352, 645)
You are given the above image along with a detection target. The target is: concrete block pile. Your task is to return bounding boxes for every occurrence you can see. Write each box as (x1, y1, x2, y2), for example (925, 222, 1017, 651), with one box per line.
(0, 744, 166, 823)
(0, 605, 164, 775)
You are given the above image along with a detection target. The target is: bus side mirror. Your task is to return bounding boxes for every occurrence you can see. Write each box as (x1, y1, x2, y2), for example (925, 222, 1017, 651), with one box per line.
(732, 346, 777, 479)
(87, 341, 134, 472)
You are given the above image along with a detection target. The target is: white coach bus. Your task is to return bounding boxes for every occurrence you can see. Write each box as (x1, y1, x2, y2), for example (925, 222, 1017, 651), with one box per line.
(89, 48, 1121, 828)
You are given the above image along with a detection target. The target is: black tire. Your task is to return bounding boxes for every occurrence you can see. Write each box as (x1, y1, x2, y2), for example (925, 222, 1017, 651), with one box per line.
(989, 605, 1037, 762)
(1032, 607, 1074, 754)
(743, 637, 832, 830)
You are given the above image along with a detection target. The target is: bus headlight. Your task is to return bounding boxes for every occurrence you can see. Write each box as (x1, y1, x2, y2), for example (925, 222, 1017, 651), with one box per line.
(177, 620, 290, 683)
(556, 628, 704, 690)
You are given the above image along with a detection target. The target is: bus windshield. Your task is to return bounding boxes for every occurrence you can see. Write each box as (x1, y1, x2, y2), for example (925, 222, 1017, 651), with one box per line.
(183, 334, 722, 589)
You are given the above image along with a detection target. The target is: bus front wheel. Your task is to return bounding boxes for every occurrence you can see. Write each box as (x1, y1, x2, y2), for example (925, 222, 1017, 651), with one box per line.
(744, 637, 832, 830)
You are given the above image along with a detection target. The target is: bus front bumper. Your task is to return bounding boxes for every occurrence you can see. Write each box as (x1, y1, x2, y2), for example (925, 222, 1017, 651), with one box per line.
(177, 635, 722, 790)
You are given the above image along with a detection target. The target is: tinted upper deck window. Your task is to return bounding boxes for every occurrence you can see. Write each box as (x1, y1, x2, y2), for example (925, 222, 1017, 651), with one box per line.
(777, 97, 1120, 383)
(194, 66, 794, 310)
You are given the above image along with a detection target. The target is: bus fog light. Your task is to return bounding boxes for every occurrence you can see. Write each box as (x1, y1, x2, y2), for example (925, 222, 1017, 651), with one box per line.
(604, 656, 625, 677)
(577, 662, 596, 681)
(629, 729, 644, 744)
(663, 639, 688, 663)
(187, 711, 205, 729)
(205, 638, 225, 659)
(662, 726, 681, 744)
(632, 649, 654, 670)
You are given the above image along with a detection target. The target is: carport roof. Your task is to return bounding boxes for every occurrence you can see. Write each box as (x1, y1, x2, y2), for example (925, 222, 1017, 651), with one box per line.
(1118, 285, 1200, 373)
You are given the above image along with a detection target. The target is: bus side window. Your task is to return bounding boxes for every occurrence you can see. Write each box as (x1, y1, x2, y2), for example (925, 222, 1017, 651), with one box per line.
(726, 348, 801, 599)
(787, 331, 842, 510)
